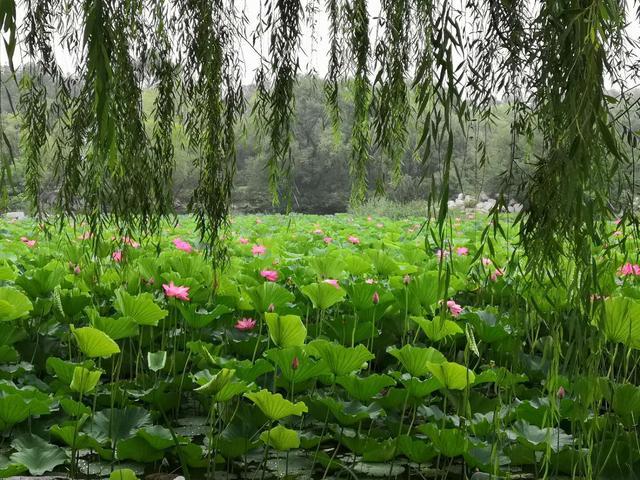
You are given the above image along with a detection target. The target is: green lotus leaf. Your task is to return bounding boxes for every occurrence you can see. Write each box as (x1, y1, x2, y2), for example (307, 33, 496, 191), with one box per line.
(110, 468, 139, 480)
(419, 423, 468, 457)
(114, 288, 168, 326)
(194, 368, 236, 395)
(300, 282, 346, 310)
(463, 310, 511, 343)
(0, 454, 27, 477)
(612, 383, 640, 417)
(308, 339, 374, 377)
(59, 397, 91, 417)
(595, 296, 640, 348)
(399, 376, 443, 398)
(59, 288, 92, 317)
(345, 282, 380, 311)
(177, 302, 231, 328)
(15, 262, 65, 298)
(247, 282, 294, 313)
(116, 436, 164, 462)
(50, 423, 102, 450)
(308, 254, 345, 278)
(342, 254, 373, 276)
(264, 347, 329, 384)
(215, 423, 261, 458)
(396, 435, 437, 463)
(307, 396, 384, 425)
(244, 389, 307, 421)
(367, 249, 401, 276)
(71, 325, 120, 358)
(70, 366, 102, 395)
(510, 420, 573, 452)
(46, 357, 95, 384)
(408, 271, 441, 311)
(147, 351, 167, 372)
(0, 395, 30, 428)
(426, 361, 475, 390)
(10, 443, 67, 475)
(265, 312, 307, 347)
(214, 381, 251, 403)
(411, 316, 463, 341)
(0, 345, 18, 363)
(0, 287, 32, 322)
(136, 425, 180, 450)
(91, 315, 139, 340)
(86, 407, 151, 445)
(259, 425, 300, 451)
(387, 345, 445, 377)
(335, 374, 396, 402)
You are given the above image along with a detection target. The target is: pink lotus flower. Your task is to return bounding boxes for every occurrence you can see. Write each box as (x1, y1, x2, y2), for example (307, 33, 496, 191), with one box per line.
(557, 386, 566, 400)
(372, 291, 380, 305)
(112, 250, 122, 262)
(456, 247, 469, 256)
(446, 300, 463, 317)
(348, 235, 360, 244)
(73, 265, 81, 275)
(252, 244, 266, 256)
(235, 318, 256, 331)
(490, 268, 504, 282)
(365, 278, 377, 284)
(436, 249, 449, 260)
(20, 236, 36, 248)
(162, 281, 190, 301)
(78, 232, 93, 240)
(123, 236, 140, 248)
(260, 270, 279, 282)
(618, 262, 640, 276)
(313, 228, 323, 235)
(323, 237, 333, 244)
(173, 238, 193, 253)
(323, 279, 340, 288)
(482, 257, 492, 266)
(239, 237, 249, 244)
(615, 218, 622, 225)
(612, 230, 623, 237)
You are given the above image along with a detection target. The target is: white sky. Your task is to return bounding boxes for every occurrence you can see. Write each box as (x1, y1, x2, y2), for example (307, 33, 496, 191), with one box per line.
(4, 1, 639, 89)
(7, 1, 382, 85)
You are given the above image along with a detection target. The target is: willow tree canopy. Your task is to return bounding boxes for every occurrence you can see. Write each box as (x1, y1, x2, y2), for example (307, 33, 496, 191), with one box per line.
(1, 1, 638, 277)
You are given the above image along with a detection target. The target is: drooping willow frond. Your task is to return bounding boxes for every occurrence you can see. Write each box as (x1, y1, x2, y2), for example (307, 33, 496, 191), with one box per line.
(1, 0, 638, 280)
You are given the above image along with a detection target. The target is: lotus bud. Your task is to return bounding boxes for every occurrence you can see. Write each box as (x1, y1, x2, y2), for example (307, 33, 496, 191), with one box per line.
(292, 356, 299, 370)
(372, 291, 380, 305)
(268, 303, 275, 312)
(557, 386, 565, 400)
(403, 274, 411, 285)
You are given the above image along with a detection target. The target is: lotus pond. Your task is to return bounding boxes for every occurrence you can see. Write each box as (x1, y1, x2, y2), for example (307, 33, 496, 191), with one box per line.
(0, 213, 638, 479)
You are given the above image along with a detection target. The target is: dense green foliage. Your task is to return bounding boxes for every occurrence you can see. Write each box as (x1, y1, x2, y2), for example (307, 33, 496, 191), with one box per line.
(3, 0, 640, 277)
(0, 71, 518, 214)
(0, 213, 638, 478)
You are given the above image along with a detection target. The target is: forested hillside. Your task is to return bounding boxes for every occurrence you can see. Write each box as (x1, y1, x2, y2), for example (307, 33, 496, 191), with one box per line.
(0, 67, 634, 214)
